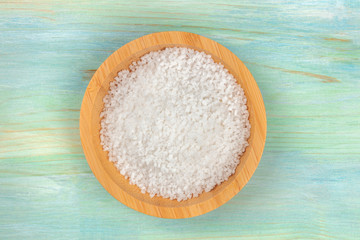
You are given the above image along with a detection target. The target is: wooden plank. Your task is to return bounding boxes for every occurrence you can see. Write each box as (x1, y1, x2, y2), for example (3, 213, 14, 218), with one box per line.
(0, 0, 359, 238)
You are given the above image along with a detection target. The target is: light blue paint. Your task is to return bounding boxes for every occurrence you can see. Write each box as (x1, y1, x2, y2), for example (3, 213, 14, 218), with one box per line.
(0, 0, 359, 239)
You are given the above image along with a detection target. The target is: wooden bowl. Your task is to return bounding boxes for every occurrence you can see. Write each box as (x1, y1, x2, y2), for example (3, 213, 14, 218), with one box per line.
(80, 31, 266, 218)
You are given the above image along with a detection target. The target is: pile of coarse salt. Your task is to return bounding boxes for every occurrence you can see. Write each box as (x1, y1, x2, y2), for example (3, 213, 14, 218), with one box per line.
(100, 47, 250, 201)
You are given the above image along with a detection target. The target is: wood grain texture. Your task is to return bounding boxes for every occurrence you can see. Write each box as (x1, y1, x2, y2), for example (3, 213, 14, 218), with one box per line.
(80, 31, 266, 218)
(0, 0, 359, 238)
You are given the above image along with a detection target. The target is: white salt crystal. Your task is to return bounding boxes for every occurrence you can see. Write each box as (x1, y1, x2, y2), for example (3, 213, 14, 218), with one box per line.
(100, 47, 250, 201)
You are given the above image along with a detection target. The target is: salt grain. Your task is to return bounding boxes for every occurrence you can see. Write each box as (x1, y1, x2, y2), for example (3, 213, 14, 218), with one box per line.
(100, 47, 250, 201)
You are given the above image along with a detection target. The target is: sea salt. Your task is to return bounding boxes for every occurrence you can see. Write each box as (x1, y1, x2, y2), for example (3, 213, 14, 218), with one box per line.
(100, 47, 250, 201)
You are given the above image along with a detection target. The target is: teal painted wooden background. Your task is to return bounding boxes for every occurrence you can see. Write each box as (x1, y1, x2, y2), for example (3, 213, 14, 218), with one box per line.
(1, 0, 359, 239)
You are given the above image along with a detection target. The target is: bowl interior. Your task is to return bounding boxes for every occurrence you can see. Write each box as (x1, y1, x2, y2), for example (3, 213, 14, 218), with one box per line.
(90, 43, 256, 208)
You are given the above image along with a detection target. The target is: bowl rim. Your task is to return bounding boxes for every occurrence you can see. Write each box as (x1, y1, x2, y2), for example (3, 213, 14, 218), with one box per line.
(80, 31, 266, 218)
